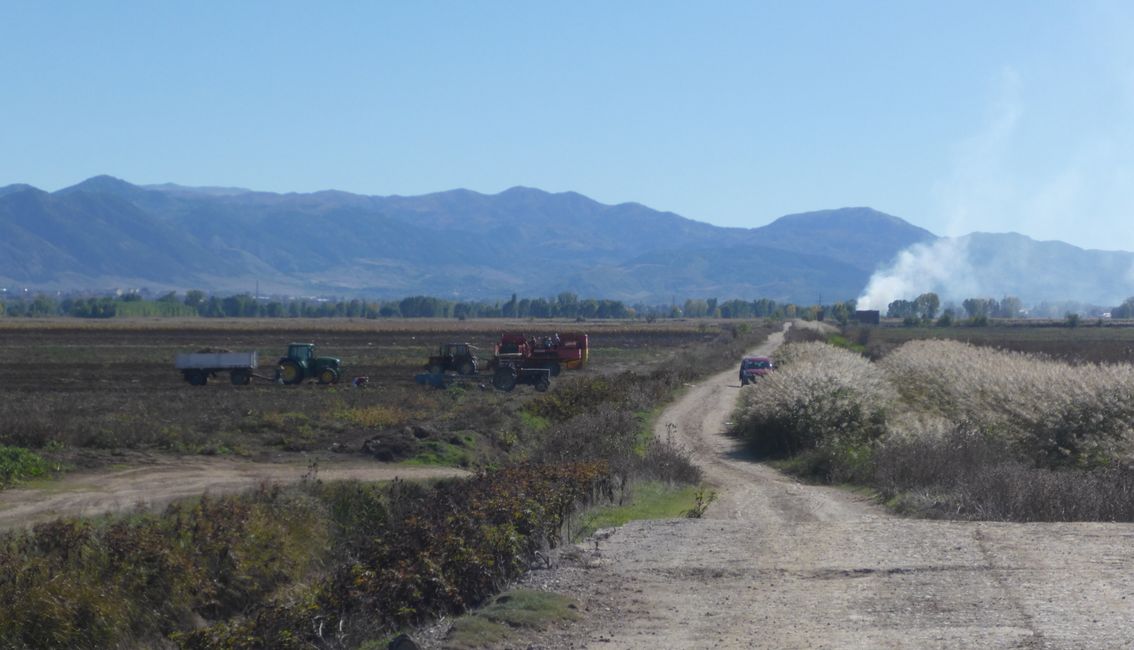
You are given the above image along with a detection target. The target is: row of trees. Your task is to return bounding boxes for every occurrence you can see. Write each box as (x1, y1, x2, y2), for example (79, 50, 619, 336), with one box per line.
(887, 293, 1028, 320)
(886, 293, 941, 320)
(10, 289, 1134, 322)
(884, 294, 1134, 325)
(1, 290, 835, 322)
(0, 292, 640, 320)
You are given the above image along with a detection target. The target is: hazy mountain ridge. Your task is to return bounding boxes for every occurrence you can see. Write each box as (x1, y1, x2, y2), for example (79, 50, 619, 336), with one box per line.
(1, 175, 1129, 304)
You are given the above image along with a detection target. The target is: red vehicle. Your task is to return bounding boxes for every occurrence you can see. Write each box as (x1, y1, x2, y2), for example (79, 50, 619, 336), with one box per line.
(494, 331, 588, 376)
(739, 356, 774, 385)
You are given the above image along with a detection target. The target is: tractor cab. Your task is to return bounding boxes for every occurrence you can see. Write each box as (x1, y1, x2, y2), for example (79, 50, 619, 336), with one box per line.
(287, 343, 314, 363)
(425, 342, 479, 376)
(277, 342, 342, 385)
(440, 343, 474, 359)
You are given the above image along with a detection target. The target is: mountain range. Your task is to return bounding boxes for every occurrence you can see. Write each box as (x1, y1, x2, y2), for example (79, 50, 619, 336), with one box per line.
(1, 175, 1131, 306)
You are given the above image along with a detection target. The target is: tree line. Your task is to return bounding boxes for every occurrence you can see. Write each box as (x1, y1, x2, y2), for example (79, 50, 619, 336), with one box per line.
(1, 290, 827, 321)
(8, 289, 1134, 322)
(885, 293, 1134, 325)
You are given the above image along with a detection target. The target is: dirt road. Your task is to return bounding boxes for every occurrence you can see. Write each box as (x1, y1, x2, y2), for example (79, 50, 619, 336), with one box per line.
(0, 457, 466, 529)
(513, 326, 1134, 649)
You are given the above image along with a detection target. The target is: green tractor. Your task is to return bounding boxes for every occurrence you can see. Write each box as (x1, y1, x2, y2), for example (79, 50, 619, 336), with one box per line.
(276, 342, 342, 385)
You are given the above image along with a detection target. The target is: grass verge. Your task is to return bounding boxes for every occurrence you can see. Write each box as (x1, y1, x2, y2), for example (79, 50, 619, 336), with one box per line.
(573, 481, 702, 539)
(441, 590, 581, 649)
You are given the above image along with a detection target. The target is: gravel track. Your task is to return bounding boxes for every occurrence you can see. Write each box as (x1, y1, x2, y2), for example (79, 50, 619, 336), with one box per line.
(0, 458, 467, 529)
(505, 325, 1134, 649)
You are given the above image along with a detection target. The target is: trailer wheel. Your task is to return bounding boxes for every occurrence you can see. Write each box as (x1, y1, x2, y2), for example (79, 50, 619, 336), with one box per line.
(279, 360, 304, 385)
(318, 368, 339, 385)
(458, 361, 475, 376)
(230, 370, 251, 386)
(429, 363, 444, 376)
(534, 377, 550, 392)
(187, 370, 208, 386)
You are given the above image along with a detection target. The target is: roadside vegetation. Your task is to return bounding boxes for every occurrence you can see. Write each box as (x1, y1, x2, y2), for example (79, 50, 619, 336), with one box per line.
(848, 321, 1134, 364)
(0, 445, 52, 488)
(0, 465, 610, 649)
(440, 589, 581, 650)
(0, 318, 772, 648)
(734, 329, 1134, 522)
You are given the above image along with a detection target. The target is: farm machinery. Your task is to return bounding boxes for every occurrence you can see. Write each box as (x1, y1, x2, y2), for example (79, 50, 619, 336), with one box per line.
(484, 331, 588, 392)
(176, 342, 342, 386)
(424, 342, 479, 376)
(276, 342, 342, 385)
(414, 332, 587, 392)
(490, 361, 551, 392)
(492, 331, 588, 376)
(175, 350, 259, 386)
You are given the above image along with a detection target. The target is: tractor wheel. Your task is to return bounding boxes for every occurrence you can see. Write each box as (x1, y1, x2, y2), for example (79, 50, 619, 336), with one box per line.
(547, 361, 561, 377)
(492, 367, 517, 392)
(279, 359, 304, 385)
(318, 368, 339, 385)
(230, 370, 251, 386)
(458, 361, 476, 376)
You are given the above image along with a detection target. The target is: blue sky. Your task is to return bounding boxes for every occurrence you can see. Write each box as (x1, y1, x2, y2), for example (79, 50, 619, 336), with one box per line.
(4, 1, 1134, 250)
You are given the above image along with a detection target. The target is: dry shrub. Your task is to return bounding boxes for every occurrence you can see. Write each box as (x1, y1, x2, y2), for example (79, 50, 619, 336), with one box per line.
(637, 434, 702, 484)
(0, 402, 57, 448)
(880, 339, 1134, 467)
(734, 342, 896, 458)
(186, 463, 613, 648)
(0, 485, 328, 649)
(743, 338, 1134, 521)
(872, 423, 1007, 494)
(874, 426, 1134, 521)
(783, 325, 828, 344)
(949, 463, 1134, 521)
(534, 405, 640, 478)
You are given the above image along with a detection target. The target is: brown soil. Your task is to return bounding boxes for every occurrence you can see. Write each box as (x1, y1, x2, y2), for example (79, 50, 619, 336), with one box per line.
(457, 324, 1134, 649)
(0, 456, 466, 529)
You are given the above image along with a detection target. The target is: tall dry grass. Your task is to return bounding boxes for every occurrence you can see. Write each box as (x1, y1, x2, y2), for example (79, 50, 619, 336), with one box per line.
(733, 342, 896, 477)
(733, 339, 1134, 521)
(880, 339, 1134, 466)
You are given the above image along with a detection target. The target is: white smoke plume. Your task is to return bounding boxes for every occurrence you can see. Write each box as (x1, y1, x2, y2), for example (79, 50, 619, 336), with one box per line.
(856, 238, 980, 311)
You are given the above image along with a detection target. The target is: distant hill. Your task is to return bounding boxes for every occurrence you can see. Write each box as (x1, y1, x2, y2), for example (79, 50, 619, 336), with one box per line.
(741, 207, 936, 272)
(954, 233, 1134, 306)
(1, 175, 1129, 305)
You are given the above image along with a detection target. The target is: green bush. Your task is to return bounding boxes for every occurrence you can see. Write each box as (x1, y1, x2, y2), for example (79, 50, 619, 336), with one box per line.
(0, 445, 51, 487)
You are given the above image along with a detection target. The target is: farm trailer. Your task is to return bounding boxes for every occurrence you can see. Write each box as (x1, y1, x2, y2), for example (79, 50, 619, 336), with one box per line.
(175, 351, 259, 386)
(176, 343, 343, 386)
